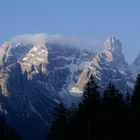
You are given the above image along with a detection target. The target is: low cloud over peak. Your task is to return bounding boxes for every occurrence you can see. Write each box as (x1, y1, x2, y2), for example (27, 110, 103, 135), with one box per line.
(10, 33, 101, 51)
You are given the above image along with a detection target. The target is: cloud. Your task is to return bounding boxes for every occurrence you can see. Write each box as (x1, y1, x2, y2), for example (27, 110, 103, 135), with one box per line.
(10, 33, 48, 44)
(10, 33, 101, 51)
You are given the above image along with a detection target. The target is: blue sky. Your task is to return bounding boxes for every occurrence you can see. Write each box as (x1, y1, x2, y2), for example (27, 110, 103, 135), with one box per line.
(0, 0, 140, 64)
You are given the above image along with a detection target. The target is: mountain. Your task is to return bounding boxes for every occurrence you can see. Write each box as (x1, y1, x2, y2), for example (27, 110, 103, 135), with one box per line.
(0, 42, 62, 140)
(13, 42, 95, 94)
(0, 35, 95, 140)
(131, 52, 140, 78)
(76, 36, 134, 92)
(0, 34, 138, 140)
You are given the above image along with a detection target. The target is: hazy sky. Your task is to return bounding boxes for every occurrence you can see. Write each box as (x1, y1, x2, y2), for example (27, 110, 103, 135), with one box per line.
(0, 0, 140, 64)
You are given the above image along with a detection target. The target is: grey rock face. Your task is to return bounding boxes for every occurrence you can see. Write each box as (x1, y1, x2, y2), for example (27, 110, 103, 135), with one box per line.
(76, 36, 134, 92)
(0, 43, 21, 97)
(0, 40, 94, 140)
(0, 42, 17, 68)
(44, 44, 94, 94)
(11, 42, 94, 94)
(0, 62, 61, 140)
(131, 52, 140, 78)
(0, 63, 23, 97)
(0, 42, 62, 140)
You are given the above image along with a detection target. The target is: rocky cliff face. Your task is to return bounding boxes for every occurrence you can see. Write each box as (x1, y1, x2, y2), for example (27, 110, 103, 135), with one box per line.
(0, 42, 61, 140)
(0, 34, 138, 140)
(0, 37, 95, 140)
(9, 40, 94, 94)
(0, 43, 22, 97)
(76, 36, 134, 92)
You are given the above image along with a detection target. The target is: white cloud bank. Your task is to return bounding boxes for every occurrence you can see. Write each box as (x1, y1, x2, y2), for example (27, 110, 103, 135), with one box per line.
(10, 33, 101, 51)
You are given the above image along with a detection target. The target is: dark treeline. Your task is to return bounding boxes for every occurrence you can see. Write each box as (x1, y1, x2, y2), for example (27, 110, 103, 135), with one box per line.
(0, 115, 20, 140)
(47, 74, 140, 140)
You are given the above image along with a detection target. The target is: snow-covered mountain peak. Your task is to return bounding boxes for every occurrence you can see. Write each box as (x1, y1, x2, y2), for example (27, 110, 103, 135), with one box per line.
(28, 43, 46, 53)
(98, 36, 125, 65)
(0, 42, 14, 52)
(0, 34, 137, 139)
(0, 42, 17, 67)
(86, 37, 123, 66)
(76, 36, 133, 92)
(103, 36, 122, 54)
(22, 44, 48, 63)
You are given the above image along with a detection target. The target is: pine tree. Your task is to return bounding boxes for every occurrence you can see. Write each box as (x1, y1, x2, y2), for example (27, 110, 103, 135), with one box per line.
(126, 90, 130, 105)
(102, 82, 124, 140)
(131, 74, 140, 111)
(0, 115, 20, 140)
(82, 74, 100, 112)
(130, 74, 140, 139)
(103, 82, 123, 112)
(47, 102, 69, 140)
(79, 74, 100, 140)
(125, 90, 131, 111)
(48, 76, 137, 140)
